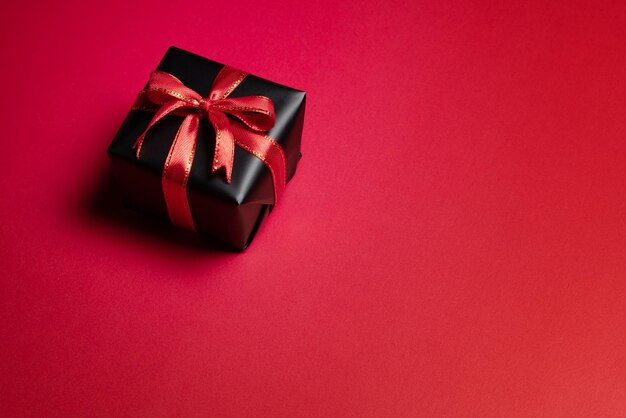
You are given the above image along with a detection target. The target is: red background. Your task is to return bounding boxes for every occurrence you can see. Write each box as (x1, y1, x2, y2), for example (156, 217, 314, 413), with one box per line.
(2, 0, 626, 415)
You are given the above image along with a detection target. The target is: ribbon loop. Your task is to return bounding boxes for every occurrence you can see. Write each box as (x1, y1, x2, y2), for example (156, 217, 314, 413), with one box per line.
(146, 71, 203, 104)
(209, 96, 275, 132)
(132, 66, 287, 232)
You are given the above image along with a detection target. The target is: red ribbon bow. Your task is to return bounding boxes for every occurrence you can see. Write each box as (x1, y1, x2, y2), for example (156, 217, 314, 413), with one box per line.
(132, 66, 287, 231)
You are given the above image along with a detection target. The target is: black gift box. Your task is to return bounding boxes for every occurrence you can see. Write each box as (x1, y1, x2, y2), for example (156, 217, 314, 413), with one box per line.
(107, 47, 306, 249)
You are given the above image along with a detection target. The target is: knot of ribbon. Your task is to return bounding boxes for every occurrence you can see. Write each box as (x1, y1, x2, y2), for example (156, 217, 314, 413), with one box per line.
(132, 66, 287, 232)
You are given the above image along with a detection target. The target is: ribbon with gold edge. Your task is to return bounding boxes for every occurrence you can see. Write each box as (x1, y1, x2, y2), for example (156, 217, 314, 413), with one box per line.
(131, 67, 287, 232)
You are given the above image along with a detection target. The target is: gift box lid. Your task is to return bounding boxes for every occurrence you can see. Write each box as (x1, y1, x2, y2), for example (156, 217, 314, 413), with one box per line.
(107, 46, 306, 206)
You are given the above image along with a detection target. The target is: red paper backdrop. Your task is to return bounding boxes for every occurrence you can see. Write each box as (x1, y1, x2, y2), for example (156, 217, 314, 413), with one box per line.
(2, 0, 626, 416)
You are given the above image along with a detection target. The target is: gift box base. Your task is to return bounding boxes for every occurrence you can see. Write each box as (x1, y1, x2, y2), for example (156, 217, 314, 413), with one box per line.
(110, 158, 271, 250)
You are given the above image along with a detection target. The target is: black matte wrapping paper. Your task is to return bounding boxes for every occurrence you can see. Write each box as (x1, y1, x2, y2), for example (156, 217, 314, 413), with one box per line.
(107, 46, 306, 249)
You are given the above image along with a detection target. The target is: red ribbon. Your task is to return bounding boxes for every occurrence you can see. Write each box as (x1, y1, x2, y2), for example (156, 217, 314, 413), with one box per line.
(132, 67, 287, 231)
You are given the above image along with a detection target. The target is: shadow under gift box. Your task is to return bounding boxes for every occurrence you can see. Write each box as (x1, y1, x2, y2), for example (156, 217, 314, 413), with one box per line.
(107, 47, 306, 250)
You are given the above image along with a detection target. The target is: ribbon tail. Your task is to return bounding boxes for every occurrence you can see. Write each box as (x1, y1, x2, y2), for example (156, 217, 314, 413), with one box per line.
(161, 113, 199, 231)
(208, 111, 235, 183)
(133, 99, 190, 158)
(231, 123, 287, 204)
